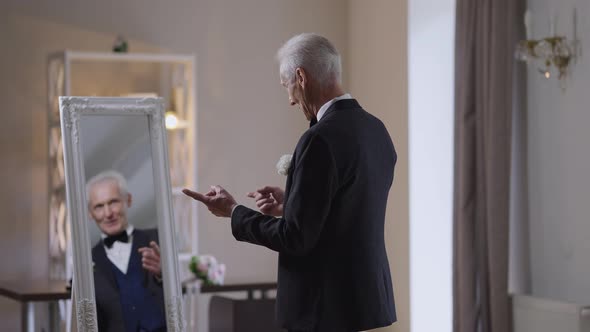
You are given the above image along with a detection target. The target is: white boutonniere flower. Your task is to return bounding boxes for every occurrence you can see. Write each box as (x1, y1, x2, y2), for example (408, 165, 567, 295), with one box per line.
(276, 154, 293, 176)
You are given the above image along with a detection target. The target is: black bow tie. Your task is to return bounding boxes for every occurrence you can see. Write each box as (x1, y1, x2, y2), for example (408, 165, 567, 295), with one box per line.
(103, 231, 129, 248)
(310, 118, 317, 128)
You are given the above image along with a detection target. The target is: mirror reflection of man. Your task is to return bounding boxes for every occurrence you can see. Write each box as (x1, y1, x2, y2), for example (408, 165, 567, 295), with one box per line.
(87, 170, 166, 332)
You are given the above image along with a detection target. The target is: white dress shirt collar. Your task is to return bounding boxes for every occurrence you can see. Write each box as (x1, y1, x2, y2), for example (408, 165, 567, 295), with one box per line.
(102, 225, 134, 274)
(316, 93, 352, 122)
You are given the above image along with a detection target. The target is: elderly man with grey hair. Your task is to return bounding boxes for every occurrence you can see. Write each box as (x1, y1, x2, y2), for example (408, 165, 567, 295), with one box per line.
(87, 170, 166, 332)
(184, 33, 397, 332)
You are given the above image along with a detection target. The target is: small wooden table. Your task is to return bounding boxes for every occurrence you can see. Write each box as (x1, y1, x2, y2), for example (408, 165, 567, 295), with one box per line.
(0, 280, 71, 332)
(200, 282, 278, 299)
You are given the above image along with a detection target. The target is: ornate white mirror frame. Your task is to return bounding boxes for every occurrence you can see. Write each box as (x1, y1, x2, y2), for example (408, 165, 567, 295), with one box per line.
(59, 97, 184, 332)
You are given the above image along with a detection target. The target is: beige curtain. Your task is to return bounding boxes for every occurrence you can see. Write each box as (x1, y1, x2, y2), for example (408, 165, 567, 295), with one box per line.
(453, 1, 524, 331)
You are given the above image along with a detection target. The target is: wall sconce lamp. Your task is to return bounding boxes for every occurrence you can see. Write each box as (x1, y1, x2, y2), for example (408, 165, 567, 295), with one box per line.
(515, 9, 580, 84)
(165, 110, 180, 129)
(165, 110, 188, 130)
(165, 87, 189, 130)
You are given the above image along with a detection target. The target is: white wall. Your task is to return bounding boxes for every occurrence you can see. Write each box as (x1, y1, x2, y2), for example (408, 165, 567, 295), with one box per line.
(348, 1, 409, 331)
(408, 0, 455, 332)
(527, 0, 590, 305)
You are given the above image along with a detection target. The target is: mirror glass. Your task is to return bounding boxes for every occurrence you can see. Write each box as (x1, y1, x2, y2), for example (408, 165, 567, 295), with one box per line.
(79, 114, 168, 331)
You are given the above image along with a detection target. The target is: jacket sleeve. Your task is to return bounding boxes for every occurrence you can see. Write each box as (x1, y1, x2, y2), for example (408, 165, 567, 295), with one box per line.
(231, 133, 338, 256)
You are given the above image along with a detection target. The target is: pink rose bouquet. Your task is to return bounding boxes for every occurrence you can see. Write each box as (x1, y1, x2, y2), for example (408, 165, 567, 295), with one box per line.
(189, 255, 226, 286)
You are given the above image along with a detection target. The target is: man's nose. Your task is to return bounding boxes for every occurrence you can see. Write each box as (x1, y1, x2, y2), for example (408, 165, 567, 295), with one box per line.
(104, 205, 112, 217)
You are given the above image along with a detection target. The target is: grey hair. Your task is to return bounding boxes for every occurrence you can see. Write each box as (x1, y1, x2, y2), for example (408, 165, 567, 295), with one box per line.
(86, 170, 129, 203)
(276, 33, 342, 88)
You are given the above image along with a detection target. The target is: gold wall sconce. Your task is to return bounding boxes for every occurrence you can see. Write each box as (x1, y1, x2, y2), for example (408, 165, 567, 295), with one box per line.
(515, 9, 580, 84)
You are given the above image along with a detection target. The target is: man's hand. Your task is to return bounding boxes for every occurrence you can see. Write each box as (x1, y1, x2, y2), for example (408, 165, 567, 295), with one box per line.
(183, 185, 237, 218)
(247, 186, 285, 217)
(138, 241, 161, 277)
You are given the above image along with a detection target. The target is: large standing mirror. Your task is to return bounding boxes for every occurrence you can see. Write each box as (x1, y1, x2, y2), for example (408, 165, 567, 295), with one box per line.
(59, 97, 184, 332)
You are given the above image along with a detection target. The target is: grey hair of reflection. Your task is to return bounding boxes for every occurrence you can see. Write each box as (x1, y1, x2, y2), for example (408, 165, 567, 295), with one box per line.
(85, 170, 129, 203)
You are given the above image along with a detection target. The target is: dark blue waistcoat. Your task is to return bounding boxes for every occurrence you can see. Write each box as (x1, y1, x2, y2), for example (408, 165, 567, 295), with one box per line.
(111, 248, 166, 332)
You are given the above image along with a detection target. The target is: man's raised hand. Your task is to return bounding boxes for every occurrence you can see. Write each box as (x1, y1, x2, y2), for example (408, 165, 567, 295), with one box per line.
(183, 185, 237, 218)
(247, 186, 285, 217)
(138, 241, 161, 277)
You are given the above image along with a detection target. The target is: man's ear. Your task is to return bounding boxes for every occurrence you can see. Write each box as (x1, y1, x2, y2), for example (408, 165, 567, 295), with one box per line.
(87, 202, 94, 220)
(126, 193, 133, 208)
(296, 67, 307, 89)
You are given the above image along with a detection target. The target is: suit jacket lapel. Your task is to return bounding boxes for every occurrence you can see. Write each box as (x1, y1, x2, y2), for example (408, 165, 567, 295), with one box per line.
(131, 229, 152, 286)
(93, 244, 118, 291)
(132, 229, 151, 259)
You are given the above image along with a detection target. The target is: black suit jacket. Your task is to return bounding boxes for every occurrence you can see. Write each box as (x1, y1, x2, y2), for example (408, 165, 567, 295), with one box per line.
(91, 228, 165, 332)
(232, 99, 397, 331)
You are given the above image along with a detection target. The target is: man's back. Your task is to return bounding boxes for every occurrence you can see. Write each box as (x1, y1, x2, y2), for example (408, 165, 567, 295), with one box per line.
(276, 99, 397, 331)
(183, 32, 397, 332)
